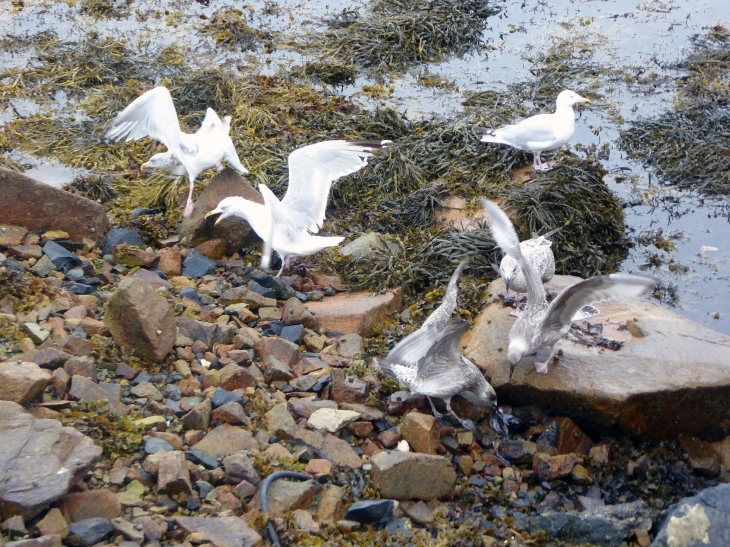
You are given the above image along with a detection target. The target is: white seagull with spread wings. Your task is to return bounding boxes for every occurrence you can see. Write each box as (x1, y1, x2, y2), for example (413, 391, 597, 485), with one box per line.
(105, 86, 249, 217)
(206, 139, 390, 276)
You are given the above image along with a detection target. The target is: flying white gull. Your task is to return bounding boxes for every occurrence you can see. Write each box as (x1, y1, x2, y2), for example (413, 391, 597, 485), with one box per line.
(498, 226, 561, 294)
(481, 198, 657, 378)
(476, 89, 590, 171)
(105, 86, 249, 218)
(206, 139, 390, 276)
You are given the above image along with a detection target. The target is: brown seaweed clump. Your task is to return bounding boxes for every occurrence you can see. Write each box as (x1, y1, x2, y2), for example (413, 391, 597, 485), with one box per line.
(59, 401, 143, 457)
(199, 7, 272, 52)
(302, 0, 500, 73)
(619, 26, 730, 195)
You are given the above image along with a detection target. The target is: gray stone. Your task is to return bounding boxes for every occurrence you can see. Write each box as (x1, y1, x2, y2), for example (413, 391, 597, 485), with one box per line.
(371, 450, 456, 501)
(464, 276, 730, 440)
(339, 232, 388, 259)
(307, 408, 360, 433)
(345, 500, 394, 525)
(182, 249, 216, 279)
(174, 516, 262, 547)
(0, 402, 100, 520)
(222, 451, 261, 485)
(30, 255, 55, 277)
(5, 535, 62, 547)
(652, 482, 730, 547)
(66, 518, 113, 546)
(101, 229, 145, 256)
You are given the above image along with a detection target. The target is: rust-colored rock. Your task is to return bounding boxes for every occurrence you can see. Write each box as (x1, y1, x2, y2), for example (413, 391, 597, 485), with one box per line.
(555, 417, 593, 455)
(0, 167, 109, 241)
(371, 450, 456, 501)
(254, 336, 301, 367)
(680, 435, 721, 477)
(156, 246, 182, 278)
(331, 369, 368, 404)
(533, 453, 582, 481)
(400, 412, 439, 455)
(464, 276, 730, 440)
(57, 490, 121, 523)
(179, 168, 263, 253)
(303, 287, 404, 336)
(0, 361, 51, 406)
(157, 451, 192, 496)
(194, 239, 227, 260)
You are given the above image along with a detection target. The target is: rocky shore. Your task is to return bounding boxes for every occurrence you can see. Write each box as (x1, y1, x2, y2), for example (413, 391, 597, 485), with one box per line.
(1, 167, 730, 547)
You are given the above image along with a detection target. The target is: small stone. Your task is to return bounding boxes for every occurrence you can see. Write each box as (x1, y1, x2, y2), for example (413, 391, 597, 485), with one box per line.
(36, 509, 68, 538)
(66, 518, 113, 546)
(589, 444, 611, 466)
(282, 297, 316, 328)
(263, 355, 294, 384)
(400, 412, 439, 455)
(291, 509, 320, 534)
(314, 485, 345, 523)
(182, 249, 216, 279)
(400, 500, 434, 524)
(211, 401, 247, 425)
(533, 453, 582, 481)
(157, 451, 192, 496)
(337, 519, 360, 533)
(22, 323, 50, 344)
(131, 382, 164, 401)
(371, 451, 456, 500)
(345, 500, 394, 525)
(186, 449, 220, 470)
(254, 336, 302, 367)
(681, 435, 721, 477)
(144, 437, 174, 454)
(305, 459, 333, 479)
(191, 423, 258, 458)
(308, 408, 361, 433)
(570, 464, 593, 485)
(57, 490, 121, 523)
(0, 361, 52, 406)
(111, 517, 144, 543)
(331, 369, 368, 404)
(174, 516, 262, 547)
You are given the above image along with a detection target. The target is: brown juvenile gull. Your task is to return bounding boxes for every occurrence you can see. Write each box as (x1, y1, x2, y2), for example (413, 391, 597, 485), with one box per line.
(376, 318, 497, 430)
(498, 227, 561, 294)
(476, 89, 590, 171)
(105, 86, 249, 218)
(481, 198, 657, 378)
(206, 139, 390, 276)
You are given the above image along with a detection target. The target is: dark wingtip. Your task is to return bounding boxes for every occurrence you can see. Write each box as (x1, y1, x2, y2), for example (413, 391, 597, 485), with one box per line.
(347, 139, 392, 156)
(509, 363, 516, 380)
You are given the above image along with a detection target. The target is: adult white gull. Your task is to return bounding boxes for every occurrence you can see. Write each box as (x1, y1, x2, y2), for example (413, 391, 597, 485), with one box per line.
(206, 139, 391, 276)
(105, 86, 249, 217)
(476, 89, 590, 171)
(481, 198, 657, 379)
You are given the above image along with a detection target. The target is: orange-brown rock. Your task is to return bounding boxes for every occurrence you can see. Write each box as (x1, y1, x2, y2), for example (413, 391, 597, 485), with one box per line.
(400, 412, 439, 455)
(57, 490, 121, 523)
(533, 453, 582, 481)
(156, 246, 182, 278)
(555, 417, 593, 455)
(0, 168, 109, 241)
(464, 276, 730, 440)
(194, 239, 227, 260)
(303, 287, 404, 336)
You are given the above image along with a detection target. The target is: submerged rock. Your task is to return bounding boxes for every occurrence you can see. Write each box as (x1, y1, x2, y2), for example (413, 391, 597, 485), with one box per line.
(464, 276, 730, 439)
(0, 401, 101, 518)
(652, 482, 730, 547)
(0, 168, 109, 242)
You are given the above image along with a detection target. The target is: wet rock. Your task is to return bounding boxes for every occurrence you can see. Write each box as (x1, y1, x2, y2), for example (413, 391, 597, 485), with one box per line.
(192, 424, 258, 458)
(680, 435, 721, 478)
(157, 451, 192, 496)
(0, 168, 109, 241)
(345, 500, 395, 525)
(308, 408, 360, 433)
(101, 229, 145, 256)
(533, 453, 582, 481)
(182, 249, 216, 279)
(104, 277, 176, 362)
(57, 490, 121, 523)
(282, 297, 316, 328)
(371, 450, 456, 500)
(652, 482, 730, 547)
(175, 516, 262, 547)
(304, 287, 404, 336)
(529, 501, 652, 547)
(0, 361, 51, 406)
(179, 168, 263, 253)
(69, 376, 129, 416)
(464, 276, 730, 439)
(42, 241, 81, 273)
(331, 369, 369, 404)
(400, 412, 439, 455)
(66, 518, 113, 546)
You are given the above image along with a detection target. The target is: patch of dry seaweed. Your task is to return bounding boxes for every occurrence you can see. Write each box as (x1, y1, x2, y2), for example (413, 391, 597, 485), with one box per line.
(198, 7, 272, 52)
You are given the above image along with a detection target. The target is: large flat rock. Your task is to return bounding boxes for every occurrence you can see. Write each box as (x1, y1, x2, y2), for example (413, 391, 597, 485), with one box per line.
(304, 287, 404, 336)
(463, 276, 730, 439)
(0, 168, 109, 242)
(179, 168, 262, 253)
(0, 401, 102, 519)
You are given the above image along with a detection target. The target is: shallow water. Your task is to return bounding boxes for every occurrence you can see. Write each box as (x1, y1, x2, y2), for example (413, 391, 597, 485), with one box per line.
(1, 0, 728, 334)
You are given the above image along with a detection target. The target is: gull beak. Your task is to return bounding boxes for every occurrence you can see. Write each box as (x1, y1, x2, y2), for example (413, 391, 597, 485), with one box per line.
(205, 210, 223, 226)
(504, 277, 511, 294)
(140, 162, 149, 170)
(579, 97, 591, 104)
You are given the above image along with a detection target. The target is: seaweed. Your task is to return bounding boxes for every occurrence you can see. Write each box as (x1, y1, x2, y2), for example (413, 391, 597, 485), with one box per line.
(59, 400, 144, 457)
(301, 0, 500, 73)
(619, 26, 730, 195)
(199, 7, 272, 52)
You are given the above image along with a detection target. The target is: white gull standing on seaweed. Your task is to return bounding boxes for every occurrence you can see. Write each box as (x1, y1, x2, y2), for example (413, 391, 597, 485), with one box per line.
(105, 86, 249, 218)
(476, 89, 590, 171)
(481, 198, 657, 379)
(206, 139, 391, 276)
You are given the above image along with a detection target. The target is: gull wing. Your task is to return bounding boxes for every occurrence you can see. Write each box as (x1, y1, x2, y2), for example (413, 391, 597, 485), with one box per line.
(281, 140, 390, 233)
(198, 108, 222, 133)
(542, 274, 657, 336)
(422, 258, 469, 329)
(494, 114, 559, 148)
(481, 199, 546, 306)
(258, 184, 302, 268)
(105, 87, 183, 156)
(413, 319, 473, 394)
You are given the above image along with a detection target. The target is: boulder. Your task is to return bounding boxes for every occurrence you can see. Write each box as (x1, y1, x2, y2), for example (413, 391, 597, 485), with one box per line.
(304, 287, 403, 336)
(0, 401, 101, 518)
(463, 276, 730, 440)
(0, 168, 109, 241)
(0, 361, 51, 406)
(179, 168, 263, 253)
(371, 450, 456, 500)
(652, 482, 730, 547)
(104, 277, 176, 362)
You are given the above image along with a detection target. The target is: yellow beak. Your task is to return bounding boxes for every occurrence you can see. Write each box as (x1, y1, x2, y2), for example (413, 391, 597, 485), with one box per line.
(205, 211, 223, 225)
(580, 97, 591, 104)
(141, 162, 149, 170)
